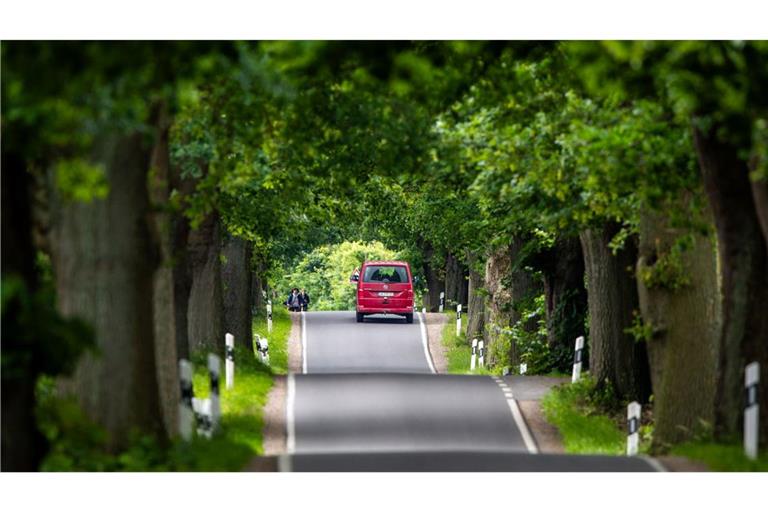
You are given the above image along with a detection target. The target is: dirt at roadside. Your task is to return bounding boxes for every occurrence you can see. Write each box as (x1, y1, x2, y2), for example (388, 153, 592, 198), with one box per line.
(260, 311, 302, 457)
(423, 312, 448, 373)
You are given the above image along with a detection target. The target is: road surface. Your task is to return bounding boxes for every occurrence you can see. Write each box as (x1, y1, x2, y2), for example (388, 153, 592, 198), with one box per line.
(284, 311, 661, 471)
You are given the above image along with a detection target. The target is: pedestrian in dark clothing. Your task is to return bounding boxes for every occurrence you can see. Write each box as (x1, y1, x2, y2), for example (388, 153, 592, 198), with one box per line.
(285, 288, 302, 312)
(299, 289, 310, 311)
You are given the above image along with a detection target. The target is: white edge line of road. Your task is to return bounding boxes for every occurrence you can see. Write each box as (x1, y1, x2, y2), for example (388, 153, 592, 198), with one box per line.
(301, 311, 307, 374)
(286, 372, 296, 455)
(492, 378, 539, 455)
(417, 311, 437, 374)
(639, 455, 668, 472)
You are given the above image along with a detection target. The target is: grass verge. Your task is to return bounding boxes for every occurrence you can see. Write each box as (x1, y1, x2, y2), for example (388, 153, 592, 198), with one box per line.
(669, 442, 768, 471)
(441, 313, 494, 375)
(38, 306, 292, 471)
(540, 376, 629, 455)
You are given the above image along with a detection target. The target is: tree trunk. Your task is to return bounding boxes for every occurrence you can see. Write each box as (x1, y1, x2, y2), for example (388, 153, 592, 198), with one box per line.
(484, 239, 540, 368)
(420, 241, 444, 312)
(1, 152, 47, 470)
(148, 104, 180, 438)
(50, 132, 165, 451)
(693, 126, 768, 445)
(636, 208, 721, 450)
(537, 236, 588, 372)
(466, 252, 486, 340)
(186, 212, 225, 354)
(444, 252, 461, 305)
(580, 224, 651, 402)
(221, 234, 253, 349)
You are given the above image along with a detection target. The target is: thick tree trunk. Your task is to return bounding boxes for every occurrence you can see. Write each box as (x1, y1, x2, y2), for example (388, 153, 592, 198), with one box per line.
(420, 241, 444, 312)
(484, 244, 515, 366)
(466, 253, 486, 340)
(484, 239, 540, 368)
(636, 208, 721, 450)
(50, 132, 165, 451)
(444, 253, 461, 305)
(186, 212, 225, 354)
(537, 236, 588, 373)
(148, 105, 180, 437)
(1, 153, 47, 470)
(169, 167, 197, 362)
(580, 224, 651, 402)
(694, 126, 768, 445)
(221, 234, 253, 349)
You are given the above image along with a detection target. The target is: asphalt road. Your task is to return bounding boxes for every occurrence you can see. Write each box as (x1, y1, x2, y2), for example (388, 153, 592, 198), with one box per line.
(285, 310, 661, 471)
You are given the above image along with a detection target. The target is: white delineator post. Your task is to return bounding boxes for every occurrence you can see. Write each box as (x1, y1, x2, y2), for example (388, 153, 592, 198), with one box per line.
(470, 338, 478, 371)
(572, 335, 585, 383)
(178, 359, 194, 441)
(267, 300, 273, 333)
(478, 340, 485, 368)
(456, 303, 462, 337)
(520, 363, 528, 375)
(627, 401, 641, 456)
(745, 361, 760, 460)
(260, 335, 270, 365)
(439, 292, 445, 313)
(225, 333, 235, 390)
(208, 354, 221, 434)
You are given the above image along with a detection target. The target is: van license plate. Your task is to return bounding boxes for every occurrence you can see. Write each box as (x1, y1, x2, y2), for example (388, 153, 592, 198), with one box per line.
(378, 292, 394, 297)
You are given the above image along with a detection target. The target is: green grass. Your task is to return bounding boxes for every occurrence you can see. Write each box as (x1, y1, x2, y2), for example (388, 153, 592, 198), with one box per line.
(670, 442, 768, 471)
(441, 313, 494, 375)
(540, 376, 627, 455)
(38, 307, 293, 471)
(252, 306, 291, 374)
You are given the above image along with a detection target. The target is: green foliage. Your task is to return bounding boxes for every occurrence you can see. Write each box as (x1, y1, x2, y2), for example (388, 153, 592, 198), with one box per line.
(1, 276, 95, 380)
(637, 234, 695, 291)
(626, 311, 654, 344)
(39, 305, 293, 471)
(275, 240, 398, 311)
(541, 376, 627, 455)
(54, 158, 109, 203)
(441, 313, 493, 375)
(670, 442, 768, 472)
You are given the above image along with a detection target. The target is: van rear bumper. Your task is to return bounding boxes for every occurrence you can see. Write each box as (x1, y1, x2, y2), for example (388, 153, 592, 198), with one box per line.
(356, 305, 414, 315)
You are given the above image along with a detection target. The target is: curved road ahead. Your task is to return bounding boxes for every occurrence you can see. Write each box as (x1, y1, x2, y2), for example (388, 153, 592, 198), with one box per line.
(283, 311, 661, 471)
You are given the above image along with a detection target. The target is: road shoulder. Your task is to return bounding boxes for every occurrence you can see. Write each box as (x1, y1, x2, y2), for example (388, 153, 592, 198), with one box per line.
(424, 312, 448, 373)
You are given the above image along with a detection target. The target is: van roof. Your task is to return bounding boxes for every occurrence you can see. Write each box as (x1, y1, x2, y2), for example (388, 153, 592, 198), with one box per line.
(363, 260, 409, 266)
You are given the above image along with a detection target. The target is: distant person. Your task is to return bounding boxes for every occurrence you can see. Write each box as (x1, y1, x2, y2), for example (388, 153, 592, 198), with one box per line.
(299, 288, 310, 311)
(285, 288, 302, 312)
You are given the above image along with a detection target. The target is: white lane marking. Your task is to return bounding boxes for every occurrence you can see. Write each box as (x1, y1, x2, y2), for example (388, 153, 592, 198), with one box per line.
(639, 455, 667, 472)
(491, 376, 539, 454)
(417, 311, 437, 374)
(277, 453, 292, 472)
(286, 373, 296, 454)
(301, 311, 307, 374)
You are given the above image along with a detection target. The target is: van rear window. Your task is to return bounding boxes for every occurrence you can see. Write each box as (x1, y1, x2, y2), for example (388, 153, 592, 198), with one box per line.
(363, 265, 408, 283)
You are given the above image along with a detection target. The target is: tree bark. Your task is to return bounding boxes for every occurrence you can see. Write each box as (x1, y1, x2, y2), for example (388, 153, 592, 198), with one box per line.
(484, 239, 540, 368)
(636, 208, 721, 449)
(148, 104, 180, 437)
(420, 241, 444, 312)
(580, 224, 651, 402)
(466, 252, 486, 340)
(50, 132, 165, 451)
(221, 234, 253, 349)
(186, 212, 225, 354)
(535, 236, 588, 372)
(693, 126, 768, 445)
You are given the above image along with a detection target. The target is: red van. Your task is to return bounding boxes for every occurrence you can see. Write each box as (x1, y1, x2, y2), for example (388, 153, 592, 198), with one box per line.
(354, 261, 415, 323)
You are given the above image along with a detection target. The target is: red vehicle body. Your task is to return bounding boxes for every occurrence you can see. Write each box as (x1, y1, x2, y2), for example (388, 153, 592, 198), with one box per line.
(355, 260, 414, 323)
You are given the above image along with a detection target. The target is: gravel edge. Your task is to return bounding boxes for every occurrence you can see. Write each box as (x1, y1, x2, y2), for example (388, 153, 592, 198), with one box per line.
(260, 311, 302, 457)
(423, 312, 448, 373)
